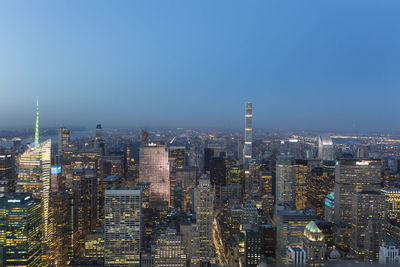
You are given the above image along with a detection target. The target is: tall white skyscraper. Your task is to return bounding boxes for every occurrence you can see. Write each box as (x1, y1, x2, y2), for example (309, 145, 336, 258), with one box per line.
(104, 187, 142, 266)
(243, 102, 252, 173)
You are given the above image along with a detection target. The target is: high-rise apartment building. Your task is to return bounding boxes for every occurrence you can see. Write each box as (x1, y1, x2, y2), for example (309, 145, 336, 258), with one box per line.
(243, 102, 252, 172)
(318, 136, 334, 160)
(154, 228, 186, 267)
(139, 142, 170, 205)
(194, 174, 215, 260)
(334, 158, 381, 250)
(0, 194, 42, 266)
(104, 187, 142, 266)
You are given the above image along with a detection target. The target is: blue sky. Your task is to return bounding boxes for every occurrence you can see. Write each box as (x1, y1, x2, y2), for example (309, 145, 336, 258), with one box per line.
(0, 1, 399, 131)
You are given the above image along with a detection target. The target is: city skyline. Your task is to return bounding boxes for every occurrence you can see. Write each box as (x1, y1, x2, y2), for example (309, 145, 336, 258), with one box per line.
(1, 1, 400, 131)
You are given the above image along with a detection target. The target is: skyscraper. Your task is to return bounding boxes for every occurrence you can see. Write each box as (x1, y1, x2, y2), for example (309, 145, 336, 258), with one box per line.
(276, 209, 316, 264)
(350, 191, 385, 262)
(139, 142, 170, 206)
(154, 228, 186, 267)
(0, 194, 42, 267)
(194, 174, 215, 261)
(104, 187, 142, 266)
(58, 126, 70, 156)
(243, 102, 252, 173)
(16, 139, 52, 264)
(276, 155, 296, 211)
(318, 136, 334, 160)
(334, 158, 381, 251)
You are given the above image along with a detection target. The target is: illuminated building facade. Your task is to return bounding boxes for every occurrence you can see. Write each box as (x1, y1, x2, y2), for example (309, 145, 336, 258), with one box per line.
(303, 221, 327, 266)
(84, 228, 104, 257)
(0, 194, 42, 266)
(276, 155, 296, 211)
(104, 187, 141, 266)
(381, 188, 400, 226)
(350, 190, 385, 261)
(318, 136, 334, 160)
(295, 159, 308, 210)
(16, 139, 52, 264)
(243, 102, 252, 172)
(244, 227, 262, 266)
(169, 146, 186, 168)
(334, 159, 381, 250)
(154, 228, 186, 267)
(194, 174, 215, 260)
(307, 162, 335, 218)
(276, 209, 315, 264)
(139, 143, 170, 205)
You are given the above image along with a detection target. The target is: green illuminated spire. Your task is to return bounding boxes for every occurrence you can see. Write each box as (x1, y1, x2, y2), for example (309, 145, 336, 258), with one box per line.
(35, 97, 39, 146)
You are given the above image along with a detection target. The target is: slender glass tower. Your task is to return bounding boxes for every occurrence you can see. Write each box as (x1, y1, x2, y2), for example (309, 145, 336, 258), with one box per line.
(243, 102, 253, 172)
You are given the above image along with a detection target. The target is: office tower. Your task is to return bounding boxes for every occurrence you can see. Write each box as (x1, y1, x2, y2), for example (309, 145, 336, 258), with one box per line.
(227, 164, 244, 185)
(16, 139, 52, 264)
(295, 159, 308, 210)
(307, 162, 335, 217)
(381, 188, 400, 225)
(260, 224, 276, 259)
(58, 126, 70, 156)
(243, 102, 253, 172)
(244, 227, 262, 267)
(169, 166, 197, 211)
(0, 153, 12, 179)
(379, 239, 400, 264)
(94, 124, 105, 154)
(0, 152, 13, 194)
(0, 194, 42, 266)
(169, 146, 186, 168)
(139, 142, 170, 206)
(84, 228, 104, 257)
(276, 155, 296, 211)
(65, 167, 97, 257)
(137, 182, 150, 209)
(210, 156, 227, 199)
(52, 191, 68, 266)
(286, 247, 306, 266)
(104, 187, 141, 266)
(317, 136, 334, 160)
(350, 190, 385, 261)
(315, 219, 334, 251)
(173, 181, 183, 211)
(242, 199, 258, 228)
(276, 209, 316, 264)
(154, 228, 186, 267)
(334, 158, 381, 250)
(98, 176, 122, 223)
(194, 174, 215, 260)
(383, 170, 398, 188)
(302, 221, 327, 266)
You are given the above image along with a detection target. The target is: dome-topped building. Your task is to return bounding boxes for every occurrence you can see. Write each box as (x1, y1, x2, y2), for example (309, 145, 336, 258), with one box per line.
(303, 221, 327, 265)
